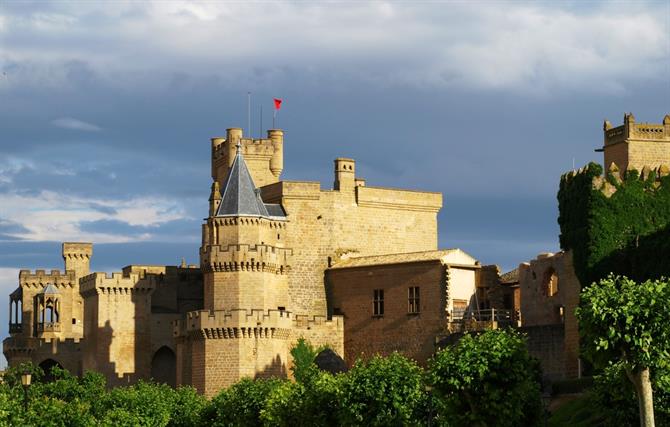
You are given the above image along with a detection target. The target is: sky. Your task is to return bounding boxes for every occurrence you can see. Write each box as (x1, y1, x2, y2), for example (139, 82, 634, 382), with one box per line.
(0, 0, 669, 367)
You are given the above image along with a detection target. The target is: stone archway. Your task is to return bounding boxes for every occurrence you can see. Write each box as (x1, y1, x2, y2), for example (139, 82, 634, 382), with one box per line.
(151, 346, 176, 387)
(39, 358, 63, 382)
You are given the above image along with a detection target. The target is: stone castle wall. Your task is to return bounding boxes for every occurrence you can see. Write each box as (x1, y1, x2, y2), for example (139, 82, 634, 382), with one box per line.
(262, 178, 442, 317)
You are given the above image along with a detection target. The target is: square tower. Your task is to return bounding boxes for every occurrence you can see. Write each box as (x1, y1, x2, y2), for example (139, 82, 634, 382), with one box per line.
(600, 113, 670, 171)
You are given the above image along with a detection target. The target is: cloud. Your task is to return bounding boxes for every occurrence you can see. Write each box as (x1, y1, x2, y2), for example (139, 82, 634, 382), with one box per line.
(0, 2, 667, 94)
(0, 190, 189, 243)
(51, 117, 101, 132)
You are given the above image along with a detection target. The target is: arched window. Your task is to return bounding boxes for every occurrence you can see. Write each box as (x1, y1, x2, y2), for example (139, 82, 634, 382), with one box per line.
(543, 268, 559, 297)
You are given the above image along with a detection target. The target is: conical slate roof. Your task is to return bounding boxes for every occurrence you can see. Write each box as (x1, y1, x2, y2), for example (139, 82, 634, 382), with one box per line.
(37, 284, 59, 294)
(216, 145, 285, 219)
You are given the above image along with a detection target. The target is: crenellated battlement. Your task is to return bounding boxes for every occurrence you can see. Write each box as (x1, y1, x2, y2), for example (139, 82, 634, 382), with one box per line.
(293, 314, 344, 331)
(211, 128, 284, 188)
(201, 244, 292, 273)
(175, 308, 294, 339)
(561, 162, 670, 198)
(210, 216, 287, 228)
(19, 269, 77, 288)
(79, 271, 158, 297)
(604, 113, 670, 146)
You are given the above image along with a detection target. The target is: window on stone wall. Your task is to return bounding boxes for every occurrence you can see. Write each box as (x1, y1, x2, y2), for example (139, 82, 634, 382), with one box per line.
(543, 269, 559, 296)
(408, 286, 420, 314)
(373, 289, 384, 317)
(452, 299, 468, 320)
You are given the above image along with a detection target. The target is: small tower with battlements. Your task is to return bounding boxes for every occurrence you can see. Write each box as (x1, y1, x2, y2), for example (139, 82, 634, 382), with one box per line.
(62, 242, 93, 278)
(600, 113, 670, 172)
(211, 128, 284, 189)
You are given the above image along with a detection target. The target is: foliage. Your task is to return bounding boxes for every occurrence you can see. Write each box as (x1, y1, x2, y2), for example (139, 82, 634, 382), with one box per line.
(0, 364, 207, 427)
(261, 372, 341, 426)
(547, 394, 606, 427)
(428, 328, 543, 427)
(338, 352, 427, 426)
(203, 377, 284, 427)
(558, 162, 670, 286)
(576, 275, 670, 371)
(289, 337, 323, 384)
(577, 275, 670, 426)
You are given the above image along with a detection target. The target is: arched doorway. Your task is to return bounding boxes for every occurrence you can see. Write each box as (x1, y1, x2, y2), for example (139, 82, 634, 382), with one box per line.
(151, 346, 176, 387)
(39, 359, 64, 382)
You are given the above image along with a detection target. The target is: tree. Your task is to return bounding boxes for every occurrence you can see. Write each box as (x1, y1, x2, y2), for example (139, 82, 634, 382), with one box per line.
(428, 328, 542, 427)
(203, 377, 285, 427)
(337, 352, 427, 426)
(576, 275, 670, 427)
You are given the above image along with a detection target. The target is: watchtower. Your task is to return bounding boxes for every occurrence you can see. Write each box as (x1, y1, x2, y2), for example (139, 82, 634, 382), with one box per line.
(600, 113, 670, 172)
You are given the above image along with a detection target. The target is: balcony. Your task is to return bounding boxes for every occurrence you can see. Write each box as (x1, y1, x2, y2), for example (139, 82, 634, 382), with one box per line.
(449, 308, 521, 333)
(36, 322, 61, 333)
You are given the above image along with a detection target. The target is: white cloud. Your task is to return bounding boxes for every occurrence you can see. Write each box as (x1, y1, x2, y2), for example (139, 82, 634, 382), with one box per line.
(0, 2, 667, 94)
(51, 117, 101, 132)
(0, 157, 34, 184)
(0, 190, 187, 243)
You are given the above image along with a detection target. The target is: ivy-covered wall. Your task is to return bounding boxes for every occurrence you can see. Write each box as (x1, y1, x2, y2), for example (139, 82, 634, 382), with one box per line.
(557, 162, 670, 286)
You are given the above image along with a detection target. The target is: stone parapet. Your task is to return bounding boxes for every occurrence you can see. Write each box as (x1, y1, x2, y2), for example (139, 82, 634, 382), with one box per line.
(19, 269, 77, 288)
(175, 309, 294, 340)
(79, 271, 158, 297)
(200, 244, 291, 273)
(356, 186, 443, 213)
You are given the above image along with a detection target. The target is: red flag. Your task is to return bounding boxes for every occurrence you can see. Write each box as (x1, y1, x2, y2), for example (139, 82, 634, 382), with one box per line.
(274, 98, 282, 110)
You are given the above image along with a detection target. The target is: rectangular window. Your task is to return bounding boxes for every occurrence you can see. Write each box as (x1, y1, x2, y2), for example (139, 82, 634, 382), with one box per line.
(373, 289, 384, 316)
(452, 299, 468, 320)
(408, 286, 420, 314)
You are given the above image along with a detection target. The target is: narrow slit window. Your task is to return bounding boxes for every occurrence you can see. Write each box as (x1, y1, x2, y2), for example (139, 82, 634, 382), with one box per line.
(373, 289, 384, 316)
(408, 286, 420, 314)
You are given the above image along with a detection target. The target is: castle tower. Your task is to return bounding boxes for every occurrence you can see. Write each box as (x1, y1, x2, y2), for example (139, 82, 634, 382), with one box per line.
(178, 142, 292, 396)
(211, 128, 284, 189)
(62, 242, 92, 278)
(600, 113, 670, 172)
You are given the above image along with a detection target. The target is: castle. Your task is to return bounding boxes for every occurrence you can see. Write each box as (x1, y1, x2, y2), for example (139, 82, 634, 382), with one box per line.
(5, 114, 669, 396)
(4, 126, 491, 396)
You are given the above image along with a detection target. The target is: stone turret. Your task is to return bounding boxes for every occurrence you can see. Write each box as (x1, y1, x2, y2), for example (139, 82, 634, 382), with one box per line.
(62, 242, 92, 278)
(211, 128, 284, 189)
(599, 113, 670, 172)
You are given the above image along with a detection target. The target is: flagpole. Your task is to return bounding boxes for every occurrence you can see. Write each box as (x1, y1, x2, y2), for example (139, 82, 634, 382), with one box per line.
(260, 104, 263, 138)
(247, 91, 251, 137)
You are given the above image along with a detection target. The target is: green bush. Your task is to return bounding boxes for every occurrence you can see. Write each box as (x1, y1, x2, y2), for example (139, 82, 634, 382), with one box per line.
(558, 162, 670, 285)
(428, 329, 543, 427)
(203, 377, 285, 427)
(262, 371, 340, 426)
(338, 352, 427, 426)
(590, 363, 670, 427)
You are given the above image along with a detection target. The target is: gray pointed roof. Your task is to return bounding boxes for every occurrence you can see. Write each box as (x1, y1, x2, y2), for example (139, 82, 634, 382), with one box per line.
(38, 284, 59, 295)
(216, 146, 285, 219)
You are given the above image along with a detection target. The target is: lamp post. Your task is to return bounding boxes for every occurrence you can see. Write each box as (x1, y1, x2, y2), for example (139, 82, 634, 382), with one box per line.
(21, 370, 31, 412)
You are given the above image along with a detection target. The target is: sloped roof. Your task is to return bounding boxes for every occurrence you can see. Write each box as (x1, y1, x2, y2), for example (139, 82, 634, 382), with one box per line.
(216, 145, 285, 220)
(37, 284, 59, 294)
(329, 249, 478, 269)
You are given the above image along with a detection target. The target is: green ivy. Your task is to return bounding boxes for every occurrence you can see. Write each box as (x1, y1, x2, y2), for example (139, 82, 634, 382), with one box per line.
(558, 162, 670, 286)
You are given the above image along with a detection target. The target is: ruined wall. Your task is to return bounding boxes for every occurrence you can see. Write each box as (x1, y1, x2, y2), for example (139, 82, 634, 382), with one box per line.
(518, 251, 581, 378)
(521, 324, 566, 381)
